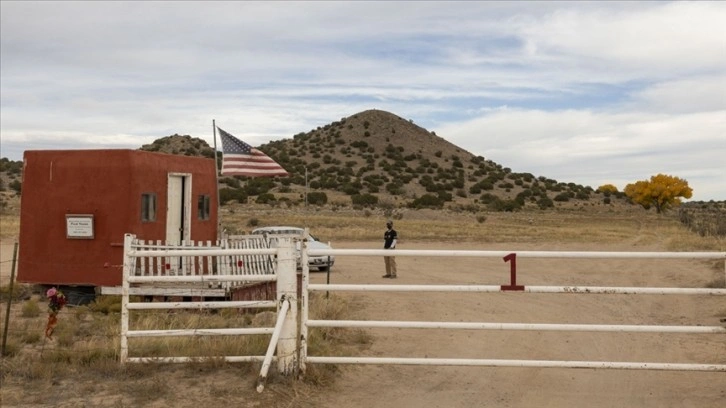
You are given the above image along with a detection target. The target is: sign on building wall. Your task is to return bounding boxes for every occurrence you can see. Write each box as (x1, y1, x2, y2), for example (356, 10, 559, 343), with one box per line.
(66, 214, 94, 239)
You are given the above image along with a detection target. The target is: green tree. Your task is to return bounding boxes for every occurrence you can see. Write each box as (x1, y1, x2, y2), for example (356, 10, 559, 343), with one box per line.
(624, 174, 693, 214)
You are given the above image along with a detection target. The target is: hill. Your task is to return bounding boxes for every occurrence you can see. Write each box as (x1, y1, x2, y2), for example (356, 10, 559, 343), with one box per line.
(251, 109, 632, 210)
(3, 109, 633, 214)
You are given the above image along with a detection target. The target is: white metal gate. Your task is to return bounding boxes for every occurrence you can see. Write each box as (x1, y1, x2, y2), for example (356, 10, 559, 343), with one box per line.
(301, 248, 726, 373)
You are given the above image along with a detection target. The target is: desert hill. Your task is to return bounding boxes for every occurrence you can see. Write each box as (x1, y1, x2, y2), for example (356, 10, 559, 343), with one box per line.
(138, 109, 625, 211)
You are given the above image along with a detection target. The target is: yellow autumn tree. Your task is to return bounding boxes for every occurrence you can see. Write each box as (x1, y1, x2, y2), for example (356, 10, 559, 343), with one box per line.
(597, 184, 619, 194)
(624, 174, 693, 214)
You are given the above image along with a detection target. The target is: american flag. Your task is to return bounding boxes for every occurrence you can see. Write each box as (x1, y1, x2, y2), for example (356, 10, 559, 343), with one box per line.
(217, 127, 289, 177)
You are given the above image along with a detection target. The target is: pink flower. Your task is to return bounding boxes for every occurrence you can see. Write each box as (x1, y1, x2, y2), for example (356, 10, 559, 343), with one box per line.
(46, 287, 57, 298)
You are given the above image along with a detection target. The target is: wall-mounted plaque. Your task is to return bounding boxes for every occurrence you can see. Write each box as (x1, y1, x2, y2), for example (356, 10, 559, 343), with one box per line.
(66, 214, 94, 239)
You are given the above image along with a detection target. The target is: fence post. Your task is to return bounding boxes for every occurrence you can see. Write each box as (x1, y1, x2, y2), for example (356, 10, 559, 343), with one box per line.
(120, 233, 134, 364)
(276, 236, 298, 375)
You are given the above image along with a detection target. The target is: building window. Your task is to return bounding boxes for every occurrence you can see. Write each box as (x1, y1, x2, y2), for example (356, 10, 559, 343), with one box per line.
(198, 194, 210, 221)
(141, 193, 156, 222)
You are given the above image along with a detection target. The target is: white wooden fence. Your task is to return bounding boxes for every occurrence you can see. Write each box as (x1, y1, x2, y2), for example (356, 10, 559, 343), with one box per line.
(118, 232, 726, 392)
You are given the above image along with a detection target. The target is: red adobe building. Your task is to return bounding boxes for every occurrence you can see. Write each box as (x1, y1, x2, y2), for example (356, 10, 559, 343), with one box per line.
(17, 149, 218, 289)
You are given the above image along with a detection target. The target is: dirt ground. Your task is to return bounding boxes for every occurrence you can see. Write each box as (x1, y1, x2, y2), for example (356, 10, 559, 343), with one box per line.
(2, 239, 725, 407)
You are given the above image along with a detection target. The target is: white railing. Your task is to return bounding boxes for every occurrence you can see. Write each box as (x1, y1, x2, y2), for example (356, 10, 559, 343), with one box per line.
(300, 247, 726, 373)
(119, 233, 300, 392)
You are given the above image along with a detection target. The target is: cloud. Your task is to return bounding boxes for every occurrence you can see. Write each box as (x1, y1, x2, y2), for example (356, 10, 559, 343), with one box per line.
(440, 107, 725, 200)
(1, 1, 724, 200)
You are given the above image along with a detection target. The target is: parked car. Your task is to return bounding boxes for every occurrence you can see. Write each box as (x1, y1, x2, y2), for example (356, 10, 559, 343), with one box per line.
(251, 226, 335, 272)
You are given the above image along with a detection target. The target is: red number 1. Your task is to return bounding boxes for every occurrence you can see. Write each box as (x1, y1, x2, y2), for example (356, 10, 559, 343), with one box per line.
(501, 253, 524, 291)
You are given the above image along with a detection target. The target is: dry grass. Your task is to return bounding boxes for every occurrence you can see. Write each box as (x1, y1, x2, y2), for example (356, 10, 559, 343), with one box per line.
(0, 214, 20, 240)
(220, 203, 724, 250)
(0, 288, 366, 406)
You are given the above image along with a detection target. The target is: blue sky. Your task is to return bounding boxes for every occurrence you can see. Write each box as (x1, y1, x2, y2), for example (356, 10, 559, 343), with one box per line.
(1, 1, 724, 200)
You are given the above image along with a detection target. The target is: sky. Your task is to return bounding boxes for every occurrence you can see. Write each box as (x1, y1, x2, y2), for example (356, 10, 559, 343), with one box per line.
(1, 1, 724, 201)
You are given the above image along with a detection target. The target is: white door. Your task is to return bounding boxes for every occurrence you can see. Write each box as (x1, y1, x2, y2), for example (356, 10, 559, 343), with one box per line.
(166, 174, 192, 273)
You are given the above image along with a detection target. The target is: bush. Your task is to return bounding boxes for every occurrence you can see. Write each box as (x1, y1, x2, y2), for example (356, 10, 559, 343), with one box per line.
(9, 180, 21, 194)
(307, 192, 328, 206)
(219, 188, 248, 205)
(537, 197, 554, 209)
(409, 194, 444, 209)
(255, 193, 276, 204)
(351, 194, 378, 206)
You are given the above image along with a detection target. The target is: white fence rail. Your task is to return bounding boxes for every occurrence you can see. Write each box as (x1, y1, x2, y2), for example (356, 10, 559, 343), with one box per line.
(118, 233, 300, 393)
(300, 246, 726, 374)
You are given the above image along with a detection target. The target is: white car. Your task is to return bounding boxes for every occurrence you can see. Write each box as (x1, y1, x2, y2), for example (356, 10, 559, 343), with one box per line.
(251, 226, 335, 272)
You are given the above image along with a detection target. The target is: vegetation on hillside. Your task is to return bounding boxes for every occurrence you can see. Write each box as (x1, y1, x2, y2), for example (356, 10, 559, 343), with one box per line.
(679, 201, 726, 237)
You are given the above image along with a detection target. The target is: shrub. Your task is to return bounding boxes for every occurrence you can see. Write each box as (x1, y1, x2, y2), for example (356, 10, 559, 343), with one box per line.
(537, 197, 554, 209)
(409, 194, 444, 209)
(255, 193, 276, 204)
(219, 188, 247, 205)
(9, 180, 21, 194)
(307, 192, 328, 206)
(351, 194, 378, 206)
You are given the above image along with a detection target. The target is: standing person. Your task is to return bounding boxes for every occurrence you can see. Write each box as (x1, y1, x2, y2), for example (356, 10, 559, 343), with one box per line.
(383, 220, 398, 278)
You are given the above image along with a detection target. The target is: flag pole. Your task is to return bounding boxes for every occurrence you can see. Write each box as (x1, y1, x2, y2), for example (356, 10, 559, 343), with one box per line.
(212, 120, 222, 241)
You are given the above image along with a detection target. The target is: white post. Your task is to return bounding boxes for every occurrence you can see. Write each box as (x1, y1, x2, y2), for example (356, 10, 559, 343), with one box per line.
(300, 230, 311, 374)
(275, 236, 298, 375)
(120, 233, 134, 364)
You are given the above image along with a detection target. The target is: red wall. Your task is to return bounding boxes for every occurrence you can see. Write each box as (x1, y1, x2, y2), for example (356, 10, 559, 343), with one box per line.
(17, 150, 218, 287)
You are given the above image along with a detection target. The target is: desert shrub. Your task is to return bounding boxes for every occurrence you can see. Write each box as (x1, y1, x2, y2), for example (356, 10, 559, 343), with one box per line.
(307, 192, 328, 206)
(219, 188, 247, 205)
(537, 197, 554, 209)
(476, 215, 487, 223)
(351, 194, 378, 206)
(575, 191, 590, 200)
(487, 198, 521, 212)
(409, 194, 444, 209)
(255, 193, 276, 204)
(9, 180, 21, 194)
